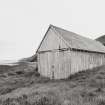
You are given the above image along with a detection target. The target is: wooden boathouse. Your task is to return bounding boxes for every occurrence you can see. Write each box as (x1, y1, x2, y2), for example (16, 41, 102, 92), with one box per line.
(36, 25, 105, 79)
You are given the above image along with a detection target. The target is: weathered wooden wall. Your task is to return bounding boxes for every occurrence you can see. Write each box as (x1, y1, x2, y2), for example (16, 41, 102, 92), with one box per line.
(38, 50, 105, 79)
(70, 51, 105, 75)
(38, 27, 68, 52)
(37, 26, 105, 79)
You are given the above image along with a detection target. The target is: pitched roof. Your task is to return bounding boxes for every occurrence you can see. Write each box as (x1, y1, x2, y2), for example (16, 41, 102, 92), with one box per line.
(51, 25, 105, 53)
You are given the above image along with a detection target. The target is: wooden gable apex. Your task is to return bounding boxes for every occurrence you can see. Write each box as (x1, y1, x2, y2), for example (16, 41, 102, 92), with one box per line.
(36, 24, 105, 54)
(36, 25, 69, 53)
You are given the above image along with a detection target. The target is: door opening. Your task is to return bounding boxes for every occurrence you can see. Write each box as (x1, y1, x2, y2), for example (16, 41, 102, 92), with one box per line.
(51, 65, 55, 79)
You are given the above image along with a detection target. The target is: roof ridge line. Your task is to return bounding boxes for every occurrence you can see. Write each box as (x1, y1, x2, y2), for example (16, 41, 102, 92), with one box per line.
(51, 25, 98, 42)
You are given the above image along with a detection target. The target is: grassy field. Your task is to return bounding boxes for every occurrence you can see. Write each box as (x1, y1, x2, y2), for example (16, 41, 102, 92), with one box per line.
(0, 63, 105, 105)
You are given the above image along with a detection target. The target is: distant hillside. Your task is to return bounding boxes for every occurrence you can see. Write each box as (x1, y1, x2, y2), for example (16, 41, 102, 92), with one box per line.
(0, 61, 37, 74)
(0, 60, 18, 65)
(96, 35, 105, 45)
(20, 54, 37, 62)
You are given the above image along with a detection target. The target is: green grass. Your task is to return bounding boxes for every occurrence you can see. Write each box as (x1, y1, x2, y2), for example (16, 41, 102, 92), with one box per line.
(0, 61, 50, 96)
(0, 64, 105, 105)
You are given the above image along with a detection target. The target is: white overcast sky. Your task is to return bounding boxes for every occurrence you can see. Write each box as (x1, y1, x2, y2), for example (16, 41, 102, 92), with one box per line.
(0, 0, 105, 61)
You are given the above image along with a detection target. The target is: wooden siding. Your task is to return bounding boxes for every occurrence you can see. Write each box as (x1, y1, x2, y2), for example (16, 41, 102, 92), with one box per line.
(38, 27, 68, 52)
(38, 50, 105, 79)
(38, 50, 71, 79)
(37, 26, 105, 79)
(70, 51, 105, 75)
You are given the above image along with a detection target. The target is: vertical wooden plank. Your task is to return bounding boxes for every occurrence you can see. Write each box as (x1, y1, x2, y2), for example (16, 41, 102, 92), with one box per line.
(38, 49, 105, 80)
